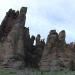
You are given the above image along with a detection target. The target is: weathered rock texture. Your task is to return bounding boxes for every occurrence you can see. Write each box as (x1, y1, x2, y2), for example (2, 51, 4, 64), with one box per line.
(0, 9, 19, 41)
(0, 7, 45, 69)
(39, 30, 75, 71)
(2, 7, 27, 68)
(0, 7, 75, 70)
(25, 34, 45, 68)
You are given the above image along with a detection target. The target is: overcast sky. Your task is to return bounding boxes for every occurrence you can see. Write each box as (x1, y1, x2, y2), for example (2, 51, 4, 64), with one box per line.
(0, 0, 75, 43)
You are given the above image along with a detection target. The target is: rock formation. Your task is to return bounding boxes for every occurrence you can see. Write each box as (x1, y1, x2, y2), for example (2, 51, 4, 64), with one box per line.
(1, 7, 27, 68)
(25, 34, 45, 68)
(39, 30, 59, 71)
(39, 30, 75, 71)
(0, 7, 75, 71)
(0, 7, 45, 68)
(0, 9, 19, 41)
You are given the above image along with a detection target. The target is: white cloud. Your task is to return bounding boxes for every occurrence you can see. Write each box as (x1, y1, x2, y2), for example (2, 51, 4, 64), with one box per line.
(26, 0, 75, 43)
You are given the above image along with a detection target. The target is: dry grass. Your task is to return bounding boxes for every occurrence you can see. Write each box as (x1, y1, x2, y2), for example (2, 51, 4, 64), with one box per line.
(0, 68, 75, 75)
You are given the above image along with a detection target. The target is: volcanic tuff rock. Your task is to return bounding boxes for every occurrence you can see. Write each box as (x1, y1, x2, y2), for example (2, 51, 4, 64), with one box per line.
(39, 30, 75, 71)
(0, 7, 45, 69)
(0, 7, 75, 70)
(0, 9, 19, 41)
(2, 7, 27, 68)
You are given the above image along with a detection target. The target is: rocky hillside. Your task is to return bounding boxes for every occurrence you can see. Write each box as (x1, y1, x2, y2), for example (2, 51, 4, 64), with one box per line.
(0, 7, 45, 69)
(0, 7, 75, 71)
(40, 30, 75, 71)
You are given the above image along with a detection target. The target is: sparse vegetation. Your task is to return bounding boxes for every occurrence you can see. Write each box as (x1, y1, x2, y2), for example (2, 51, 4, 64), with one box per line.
(0, 68, 75, 75)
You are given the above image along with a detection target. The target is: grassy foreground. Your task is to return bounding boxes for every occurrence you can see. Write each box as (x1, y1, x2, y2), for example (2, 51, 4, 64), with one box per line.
(0, 68, 75, 75)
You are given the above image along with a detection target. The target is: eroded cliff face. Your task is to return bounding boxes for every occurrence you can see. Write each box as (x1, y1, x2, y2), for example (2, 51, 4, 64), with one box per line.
(0, 9, 19, 41)
(0, 7, 75, 70)
(2, 7, 27, 68)
(39, 30, 75, 71)
(0, 7, 45, 69)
